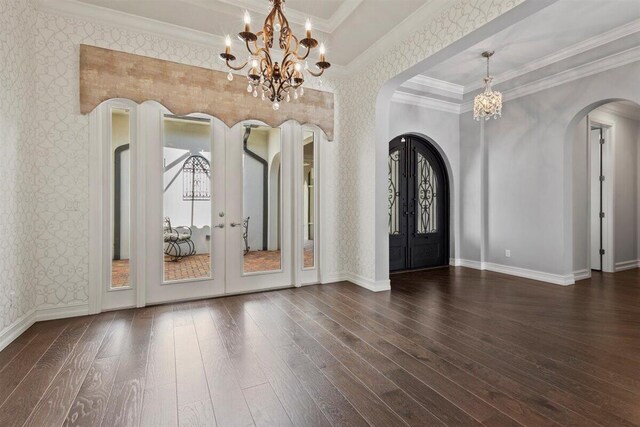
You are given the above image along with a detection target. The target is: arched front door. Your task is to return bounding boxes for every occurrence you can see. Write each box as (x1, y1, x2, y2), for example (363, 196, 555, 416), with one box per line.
(388, 135, 449, 272)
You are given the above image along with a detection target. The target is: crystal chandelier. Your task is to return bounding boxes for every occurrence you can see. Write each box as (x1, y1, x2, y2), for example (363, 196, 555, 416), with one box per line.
(219, 0, 331, 111)
(473, 51, 502, 121)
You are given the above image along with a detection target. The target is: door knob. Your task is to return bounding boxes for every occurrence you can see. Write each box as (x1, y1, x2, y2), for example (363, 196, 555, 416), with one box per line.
(230, 222, 242, 227)
(214, 224, 225, 228)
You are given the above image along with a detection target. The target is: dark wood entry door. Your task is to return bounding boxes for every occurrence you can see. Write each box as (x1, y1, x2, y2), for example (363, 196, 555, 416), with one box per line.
(389, 135, 448, 272)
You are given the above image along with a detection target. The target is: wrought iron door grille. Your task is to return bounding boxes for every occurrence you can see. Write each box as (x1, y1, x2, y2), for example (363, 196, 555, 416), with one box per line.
(417, 152, 437, 233)
(183, 155, 211, 201)
(388, 149, 401, 235)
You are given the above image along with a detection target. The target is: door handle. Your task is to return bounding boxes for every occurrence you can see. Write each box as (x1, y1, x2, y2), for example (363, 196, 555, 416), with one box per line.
(214, 224, 225, 228)
(230, 222, 242, 227)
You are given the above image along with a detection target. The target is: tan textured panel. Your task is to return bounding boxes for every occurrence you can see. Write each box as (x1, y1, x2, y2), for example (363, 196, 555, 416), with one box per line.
(79, 44, 334, 140)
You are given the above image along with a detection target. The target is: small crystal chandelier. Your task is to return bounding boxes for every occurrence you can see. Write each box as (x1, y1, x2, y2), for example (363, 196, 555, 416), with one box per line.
(474, 51, 502, 121)
(219, 0, 330, 111)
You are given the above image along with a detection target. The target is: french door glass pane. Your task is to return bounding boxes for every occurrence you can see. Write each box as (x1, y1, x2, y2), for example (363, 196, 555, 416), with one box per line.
(111, 108, 131, 288)
(417, 152, 437, 234)
(303, 131, 315, 268)
(388, 149, 401, 235)
(163, 115, 212, 282)
(243, 125, 282, 273)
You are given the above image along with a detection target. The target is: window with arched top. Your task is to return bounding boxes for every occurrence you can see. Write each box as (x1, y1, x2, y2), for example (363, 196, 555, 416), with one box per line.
(183, 155, 211, 201)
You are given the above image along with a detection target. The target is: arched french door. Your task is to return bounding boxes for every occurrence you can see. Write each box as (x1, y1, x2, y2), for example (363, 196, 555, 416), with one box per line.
(388, 134, 449, 272)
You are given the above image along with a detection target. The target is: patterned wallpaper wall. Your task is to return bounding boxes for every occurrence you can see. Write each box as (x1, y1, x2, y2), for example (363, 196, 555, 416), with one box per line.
(332, 0, 523, 280)
(2, 0, 523, 325)
(30, 7, 336, 309)
(0, 0, 37, 331)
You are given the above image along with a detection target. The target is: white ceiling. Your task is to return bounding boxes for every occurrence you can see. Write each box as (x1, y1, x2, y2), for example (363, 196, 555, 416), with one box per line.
(73, 0, 429, 66)
(413, 0, 640, 93)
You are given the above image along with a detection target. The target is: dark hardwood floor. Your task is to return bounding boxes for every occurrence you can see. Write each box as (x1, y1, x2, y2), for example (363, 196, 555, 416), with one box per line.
(1, 267, 639, 426)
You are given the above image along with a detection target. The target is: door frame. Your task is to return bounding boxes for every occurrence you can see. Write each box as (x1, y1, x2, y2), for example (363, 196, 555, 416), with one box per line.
(89, 102, 329, 314)
(585, 114, 615, 275)
(388, 134, 450, 273)
(89, 99, 145, 314)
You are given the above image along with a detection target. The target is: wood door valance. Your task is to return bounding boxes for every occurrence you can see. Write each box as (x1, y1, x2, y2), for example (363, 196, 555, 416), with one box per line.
(79, 44, 334, 140)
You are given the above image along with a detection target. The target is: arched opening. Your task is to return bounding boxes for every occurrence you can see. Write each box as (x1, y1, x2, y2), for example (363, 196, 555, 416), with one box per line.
(567, 99, 640, 279)
(388, 134, 450, 272)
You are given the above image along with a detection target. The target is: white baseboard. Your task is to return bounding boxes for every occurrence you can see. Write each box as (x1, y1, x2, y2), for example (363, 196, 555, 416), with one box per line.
(453, 259, 574, 286)
(573, 269, 591, 281)
(322, 271, 390, 292)
(0, 309, 37, 352)
(0, 303, 90, 352)
(457, 259, 485, 270)
(321, 272, 348, 284)
(615, 260, 640, 272)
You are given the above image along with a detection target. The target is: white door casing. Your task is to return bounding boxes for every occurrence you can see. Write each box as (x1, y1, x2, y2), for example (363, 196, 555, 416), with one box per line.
(89, 101, 326, 312)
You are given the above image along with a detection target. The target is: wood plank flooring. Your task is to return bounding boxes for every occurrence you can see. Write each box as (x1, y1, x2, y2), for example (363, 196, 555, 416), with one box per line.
(1, 267, 639, 426)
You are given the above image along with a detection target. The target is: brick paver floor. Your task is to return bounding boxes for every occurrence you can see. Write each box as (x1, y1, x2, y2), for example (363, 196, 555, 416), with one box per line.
(111, 247, 314, 288)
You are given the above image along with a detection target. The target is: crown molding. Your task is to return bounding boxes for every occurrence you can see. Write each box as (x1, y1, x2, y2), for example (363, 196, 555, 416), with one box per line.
(464, 18, 640, 94)
(401, 75, 464, 99)
(460, 46, 640, 112)
(398, 45, 640, 115)
(214, 0, 362, 33)
(598, 103, 640, 122)
(345, 0, 458, 74)
(36, 0, 226, 48)
(35, 0, 346, 74)
(392, 91, 461, 114)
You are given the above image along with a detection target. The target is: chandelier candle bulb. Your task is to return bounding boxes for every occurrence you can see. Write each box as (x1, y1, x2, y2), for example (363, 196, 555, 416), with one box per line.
(224, 35, 231, 54)
(243, 10, 251, 32)
(305, 18, 312, 38)
(319, 43, 326, 62)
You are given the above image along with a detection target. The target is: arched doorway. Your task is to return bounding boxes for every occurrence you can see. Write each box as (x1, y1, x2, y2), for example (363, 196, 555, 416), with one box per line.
(388, 134, 449, 272)
(567, 99, 640, 279)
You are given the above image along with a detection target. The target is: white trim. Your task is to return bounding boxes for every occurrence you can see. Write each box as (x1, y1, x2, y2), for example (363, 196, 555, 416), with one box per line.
(398, 48, 640, 115)
(0, 310, 36, 352)
(36, 0, 223, 49)
(391, 91, 461, 114)
(599, 103, 640, 122)
(0, 303, 91, 352)
(321, 272, 348, 284)
(453, 259, 574, 286)
(484, 263, 574, 286)
(456, 259, 485, 270)
(615, 260, 640, 272)
(573, 269, 591, 281)
(464, 18, 640, 94)
(211, 0, 363, 34)
(461, 47, 640, 113)
(321, 272, 390, 292)
(588, 114, 616, 273)
(401, 75, 464, 98)
(35, 304, 90, 322)
(345, 273, 391, 292)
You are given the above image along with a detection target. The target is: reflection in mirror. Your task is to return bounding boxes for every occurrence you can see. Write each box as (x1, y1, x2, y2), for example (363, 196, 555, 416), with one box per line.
(163, 115, 212, 282)
(243, 124, 282, 273)
(111, 108, 131, 288)
(303, 131, 315, 268)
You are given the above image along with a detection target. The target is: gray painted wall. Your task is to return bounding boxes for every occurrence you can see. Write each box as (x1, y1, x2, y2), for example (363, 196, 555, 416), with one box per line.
(459, 60, 640, 277)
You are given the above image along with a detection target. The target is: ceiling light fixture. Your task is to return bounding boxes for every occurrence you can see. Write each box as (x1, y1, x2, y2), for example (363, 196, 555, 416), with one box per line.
(473, 51, 502, 121)
(220, 0, 330, 111)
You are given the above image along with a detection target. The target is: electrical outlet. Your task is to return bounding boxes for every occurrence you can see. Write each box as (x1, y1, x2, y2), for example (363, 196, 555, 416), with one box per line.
(505, 249, 511, 258)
